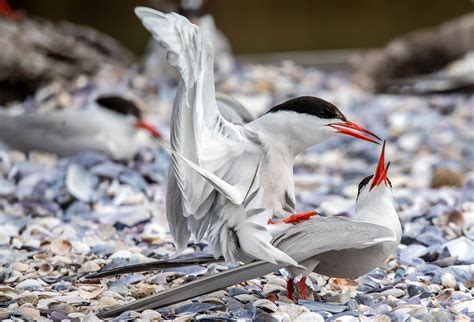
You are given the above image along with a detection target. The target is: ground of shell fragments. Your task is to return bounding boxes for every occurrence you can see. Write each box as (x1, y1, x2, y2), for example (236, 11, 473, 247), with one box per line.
(0, 57, 473, 321)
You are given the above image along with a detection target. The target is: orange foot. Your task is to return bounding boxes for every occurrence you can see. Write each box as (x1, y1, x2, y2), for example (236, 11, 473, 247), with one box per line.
(268, 210, 318, 225)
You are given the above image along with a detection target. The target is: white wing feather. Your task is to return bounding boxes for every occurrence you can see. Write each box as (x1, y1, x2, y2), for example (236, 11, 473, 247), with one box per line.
(136, 8, 288, 265)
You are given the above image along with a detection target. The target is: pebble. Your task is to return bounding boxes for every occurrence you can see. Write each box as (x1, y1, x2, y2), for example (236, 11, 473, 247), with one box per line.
(79, 260, 101, 273)
(16, 279, 45, 290)
(440, 272, 457, 289)
(382, 288, 405, 298)
(19, 307, 42, 320)
(50, 239, 72, 255)
(431, 168, 464, 188)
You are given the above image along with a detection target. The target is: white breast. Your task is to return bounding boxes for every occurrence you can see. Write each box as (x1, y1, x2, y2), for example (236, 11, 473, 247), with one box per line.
(260, 141, 295, 218)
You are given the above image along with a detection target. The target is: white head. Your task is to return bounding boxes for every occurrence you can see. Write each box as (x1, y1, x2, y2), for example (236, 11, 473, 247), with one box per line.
(355, 142, 399, 236)
(250, 96, 381, 155)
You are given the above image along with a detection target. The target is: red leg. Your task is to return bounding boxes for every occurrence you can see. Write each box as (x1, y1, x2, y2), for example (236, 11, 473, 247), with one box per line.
(299, 277, 307, 300)
(268, 211, 318, 225)
(286, 278, 294, 301)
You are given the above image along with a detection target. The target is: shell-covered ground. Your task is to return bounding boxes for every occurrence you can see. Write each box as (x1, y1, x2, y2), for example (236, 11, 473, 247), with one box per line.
(0, 58, 473, 321)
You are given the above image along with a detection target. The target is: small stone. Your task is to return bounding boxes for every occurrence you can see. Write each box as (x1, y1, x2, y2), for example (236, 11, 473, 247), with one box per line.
(38, 264, 53, 277)
(19, 307, 42, 320)
(393, 304, 428, 315)
(0, 308, 9, 320)
(141, 309, 162, 320)
(325, 292, 350, 304)
(37, 299, 58, 311)
(99, 296, 118, 308)
(16, 279, 45, 290)
(382, 288, 405, 298)
(48, 302, 75, 314)
(12, 262, 29, 272)
(130, 284, 156, 299)
(68, 312, 85, 319)
(79, 260, 101, 273)
(330, 278, 358, 291)
(50, 239, 72, 256)
(407, 284, 426, 297)
(0, 294, 12, 303)
(441, 272, 457, 289)
(426, 284, 442, 294)
(17, 294, 38, 306)
(431, 168, 464, 188)
(446, 210, 465, 227)
(294, 312, 324, 322)
(265, 293, 278, 303)
(50, 311, 68, 321)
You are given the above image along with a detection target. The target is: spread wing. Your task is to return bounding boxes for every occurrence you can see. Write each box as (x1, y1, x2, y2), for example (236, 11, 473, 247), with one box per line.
(272, 216, 397, 262)
(135, 8, 267, 256)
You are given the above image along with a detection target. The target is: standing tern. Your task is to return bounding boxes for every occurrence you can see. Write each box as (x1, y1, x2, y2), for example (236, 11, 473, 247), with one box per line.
(135, 7, 381, 267)
(96, 142, 400, 318)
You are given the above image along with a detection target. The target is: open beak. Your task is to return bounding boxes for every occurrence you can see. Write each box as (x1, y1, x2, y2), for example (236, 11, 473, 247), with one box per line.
(370, 141, 390, 191)
(135, 121, 162, 139)
(329, 121, 381, 144)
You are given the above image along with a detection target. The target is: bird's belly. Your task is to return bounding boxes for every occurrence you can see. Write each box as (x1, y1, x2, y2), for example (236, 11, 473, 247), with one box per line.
(312, 242, 396, 279)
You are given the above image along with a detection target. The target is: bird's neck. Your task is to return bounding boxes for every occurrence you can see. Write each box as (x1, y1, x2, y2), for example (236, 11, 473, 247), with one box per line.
(355, 190, 402, 240)
(249, 112, 330, 157)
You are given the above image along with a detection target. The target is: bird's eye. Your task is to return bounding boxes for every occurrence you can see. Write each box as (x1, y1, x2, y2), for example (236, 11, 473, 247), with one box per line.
(387, 178, 393, 189)
(357, 175, 374, 199)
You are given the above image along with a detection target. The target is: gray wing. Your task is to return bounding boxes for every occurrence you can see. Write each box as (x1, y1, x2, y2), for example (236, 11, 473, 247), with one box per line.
(272, 216, 397, 263)
(136, 8, 269, 259)
(216, 92, 254, 124)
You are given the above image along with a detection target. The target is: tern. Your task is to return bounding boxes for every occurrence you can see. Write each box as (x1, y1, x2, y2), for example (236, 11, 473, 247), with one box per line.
(0, 96, 161, 159)
(135, 7, 381, 266)
(95, 141, 400, 318)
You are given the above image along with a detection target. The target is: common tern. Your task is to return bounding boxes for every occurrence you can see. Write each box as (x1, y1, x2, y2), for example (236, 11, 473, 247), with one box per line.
(95, 142, 400, 318)
(135, 7, 381, 266)
(0, 96, 161, 159)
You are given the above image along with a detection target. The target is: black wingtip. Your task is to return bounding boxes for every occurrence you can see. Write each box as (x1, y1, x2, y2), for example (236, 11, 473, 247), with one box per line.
(84, 256, 222, 280)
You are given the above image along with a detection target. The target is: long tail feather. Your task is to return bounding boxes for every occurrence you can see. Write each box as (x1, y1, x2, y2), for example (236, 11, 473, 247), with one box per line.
(85, 256, 222, 279)
(96, 260, 280, 318)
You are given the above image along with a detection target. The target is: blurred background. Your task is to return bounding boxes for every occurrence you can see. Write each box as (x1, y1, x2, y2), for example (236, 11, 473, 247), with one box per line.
(14, 0, 473, 55)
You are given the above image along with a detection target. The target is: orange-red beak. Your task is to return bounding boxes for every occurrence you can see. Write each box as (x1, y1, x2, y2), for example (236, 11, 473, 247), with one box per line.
(135, 121, 162, 139)
(370, 141, 390, 191)
(329, 121, 381, 144)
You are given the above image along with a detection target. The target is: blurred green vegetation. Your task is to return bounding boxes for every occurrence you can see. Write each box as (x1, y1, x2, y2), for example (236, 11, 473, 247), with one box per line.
(17, 0, 473, 55)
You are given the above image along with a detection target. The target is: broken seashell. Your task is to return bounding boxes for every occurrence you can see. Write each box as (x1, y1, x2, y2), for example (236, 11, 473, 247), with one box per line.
(50, 239, 72, 256)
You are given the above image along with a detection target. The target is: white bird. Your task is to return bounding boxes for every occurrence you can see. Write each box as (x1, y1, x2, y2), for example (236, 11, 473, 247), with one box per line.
(135, 7, 382, 266)
(0, 96, 161, 160)
(281, 141, 401, 300)
(95, 141, 400, 318)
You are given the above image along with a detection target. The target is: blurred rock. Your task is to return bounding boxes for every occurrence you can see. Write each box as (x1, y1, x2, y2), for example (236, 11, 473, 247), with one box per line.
(431, 168, 464, 188)
(0, 15, 133, 104)
(352, 13, 474, 93)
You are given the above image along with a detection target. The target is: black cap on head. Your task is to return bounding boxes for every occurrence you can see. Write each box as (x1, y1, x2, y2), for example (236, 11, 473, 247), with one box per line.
(267, 96, 347, 121)
(95, 96, 142, 119)
(357, 174, 392, 199)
